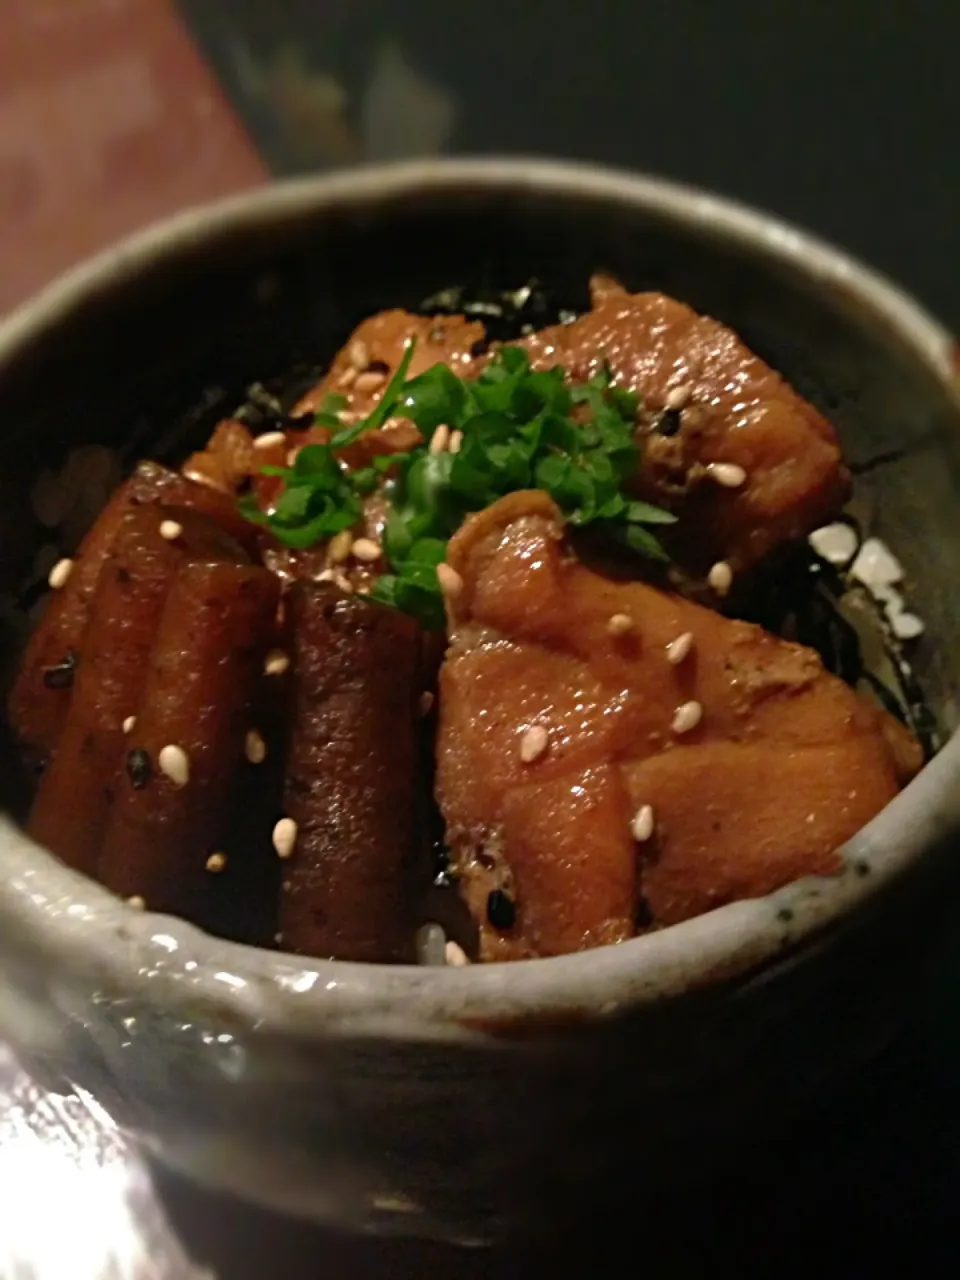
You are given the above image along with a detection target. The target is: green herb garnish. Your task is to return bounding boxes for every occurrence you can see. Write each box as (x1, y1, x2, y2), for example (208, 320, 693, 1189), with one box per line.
(241, 342, 676, 627)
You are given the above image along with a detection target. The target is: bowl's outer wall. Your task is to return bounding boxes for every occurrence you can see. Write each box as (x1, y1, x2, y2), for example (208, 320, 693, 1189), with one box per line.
(1, 170, 959, 1240)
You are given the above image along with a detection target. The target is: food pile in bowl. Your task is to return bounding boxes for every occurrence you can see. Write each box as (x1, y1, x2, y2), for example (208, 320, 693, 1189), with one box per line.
(8, 274, 935, 965)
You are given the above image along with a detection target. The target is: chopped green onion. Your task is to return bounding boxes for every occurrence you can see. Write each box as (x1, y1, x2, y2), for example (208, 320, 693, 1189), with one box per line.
(240, 342, 676, 628)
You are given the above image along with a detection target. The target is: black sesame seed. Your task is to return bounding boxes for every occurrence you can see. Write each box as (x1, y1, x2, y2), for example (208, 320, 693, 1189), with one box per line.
(126, 749, 153, 790)
(855, 860, 871, 878)
(777, 907, 794, 923)
(635, 897, 655, 929)
(658, 407, 682, 437)
(486, 889, 516, 931)
(42, 650, 77, 690)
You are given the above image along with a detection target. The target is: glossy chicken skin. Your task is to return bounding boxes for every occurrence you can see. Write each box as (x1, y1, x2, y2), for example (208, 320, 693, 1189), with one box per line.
(518, 277, 850, 573)
(437, 492, 909, 961)
(291, 310, 484, 419)
(294, 283, 848, 577)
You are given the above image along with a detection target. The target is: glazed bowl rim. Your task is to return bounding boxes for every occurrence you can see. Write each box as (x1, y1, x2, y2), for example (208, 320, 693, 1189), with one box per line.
(2, 155, 958, 1039)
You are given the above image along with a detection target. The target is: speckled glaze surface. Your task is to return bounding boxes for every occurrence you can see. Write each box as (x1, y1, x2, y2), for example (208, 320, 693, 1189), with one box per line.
(0, 159, 959, 1243)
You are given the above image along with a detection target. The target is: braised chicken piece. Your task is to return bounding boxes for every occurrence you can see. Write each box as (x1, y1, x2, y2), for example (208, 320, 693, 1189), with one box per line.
(518, 277, 850, 574)
(280, 282, 847, 580)
(437, 492, 914, 961)
(182, 278, 850, 599)
(290, 309, 484, 419)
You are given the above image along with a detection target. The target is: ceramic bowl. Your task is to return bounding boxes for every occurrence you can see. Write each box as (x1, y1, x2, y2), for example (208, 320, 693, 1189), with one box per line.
(0, 159, 958, 1244)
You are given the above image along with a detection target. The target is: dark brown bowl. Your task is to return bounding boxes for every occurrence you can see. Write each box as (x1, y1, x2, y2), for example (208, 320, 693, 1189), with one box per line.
(0, 159, 958, 1244)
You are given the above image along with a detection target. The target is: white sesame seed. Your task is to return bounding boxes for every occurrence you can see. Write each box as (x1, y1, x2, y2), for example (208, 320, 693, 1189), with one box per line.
(851, 537, 904, 589)
(206, 852, 227, 873)
(607, 613, 634, 637)
(630, 804, 655, 842)
(665, 383, 693, 411)
(245, 729, 267, 764)
(316, 568, 353, 593)
(666, 631, 694, 665)
(182, 466, 228, 492)
(418, 691, 435, 716)
(337, 365, 358, 390)
(671, 700, 703, 735)
(707, 561, 734, 595)
(352, 537, 382, 563)
(287, 447, 302, 467)
(891, 611, 924, 641)
(264, 649, 290, 677)
(274, 932, 285, 945)
(449, 429, 464, 454)
(127, 895, 146, 911)
(48, 558, 74, 590)
(159, 519, 183, 541)
(122, 715, 137, 735)
(158, 744, 190, 787)
(429, 424, 451, 455)
(355, 370, 386, 393)
(436, 563, 463, 600)
(253, 431, 286, 451)
(273, 817, 298, 860)
(706, 462, 747, 489)
(808, 522, 858, 567)
(348, 339, 371, 371)
(445, 939, 471, 967)
(328, 529, 354, 564)
(519, 724, 550, 763)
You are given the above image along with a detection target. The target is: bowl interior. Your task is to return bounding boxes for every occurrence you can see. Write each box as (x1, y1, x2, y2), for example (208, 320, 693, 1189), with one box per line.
(0, 162, 958, 891)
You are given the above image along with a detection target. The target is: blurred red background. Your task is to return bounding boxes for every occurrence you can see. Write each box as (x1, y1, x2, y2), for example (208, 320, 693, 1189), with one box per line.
(0, 0, 265, 314)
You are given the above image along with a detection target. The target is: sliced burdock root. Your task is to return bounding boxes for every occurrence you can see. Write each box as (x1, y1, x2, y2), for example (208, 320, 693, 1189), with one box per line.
(199, 609, 294, 950)
(27, 505, 248, 875)
(278, 583, 422, 962)
(9, 462, 257, 760)
(97, 561, 279, 919)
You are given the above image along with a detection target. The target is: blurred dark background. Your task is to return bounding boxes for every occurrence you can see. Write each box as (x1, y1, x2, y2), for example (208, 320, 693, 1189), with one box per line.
(178, 0, 960, 326)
